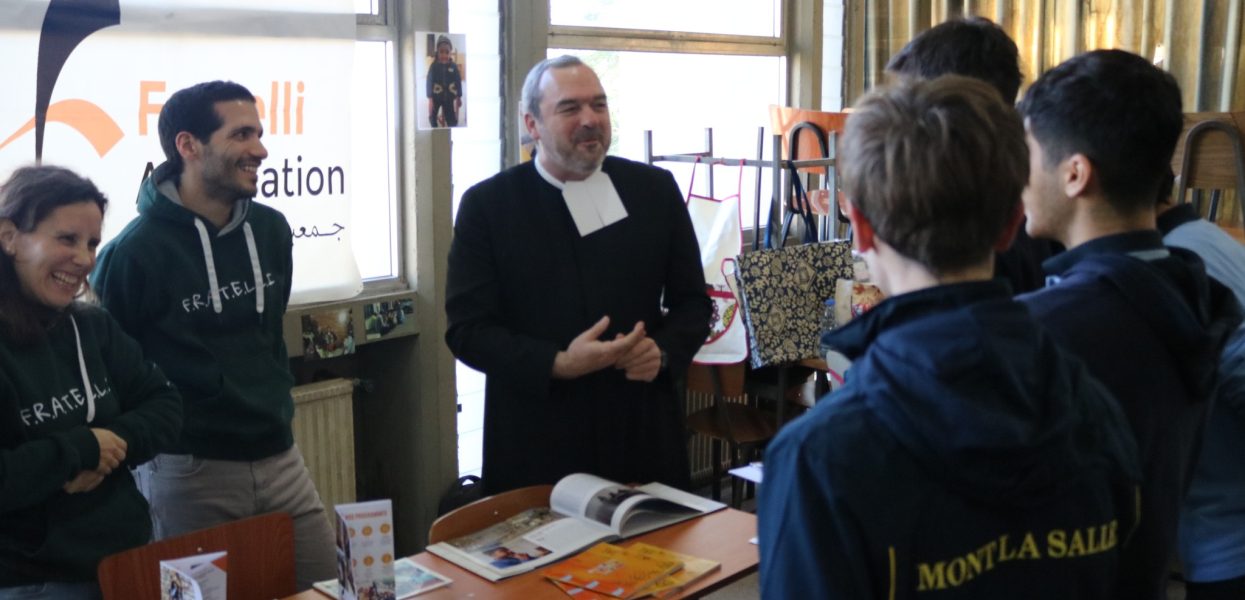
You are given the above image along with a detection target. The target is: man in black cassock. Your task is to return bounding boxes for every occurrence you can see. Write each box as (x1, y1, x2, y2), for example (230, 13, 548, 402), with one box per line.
(445, 56, 711, 494)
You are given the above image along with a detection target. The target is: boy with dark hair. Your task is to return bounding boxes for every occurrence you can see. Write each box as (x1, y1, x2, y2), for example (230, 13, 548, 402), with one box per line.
(1017, 49, 1243, 600)
(758, 74, 1141, 599)
(887, 17, 1022, 105)
(93, 80, 337, 591)
(886, 16, 1055, 293)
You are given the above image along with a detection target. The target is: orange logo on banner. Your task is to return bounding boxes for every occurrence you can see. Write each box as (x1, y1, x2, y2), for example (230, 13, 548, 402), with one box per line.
(0, 99, 124, 157)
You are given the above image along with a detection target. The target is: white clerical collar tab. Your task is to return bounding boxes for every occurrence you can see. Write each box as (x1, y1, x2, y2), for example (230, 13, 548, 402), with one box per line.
(563, 170, 627, 237)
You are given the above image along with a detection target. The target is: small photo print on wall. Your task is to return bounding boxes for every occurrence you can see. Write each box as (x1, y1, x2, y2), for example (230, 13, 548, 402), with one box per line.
(302, 308, 356, 360)
(364, 300, 414, 341)
(417, 31, 467, 129)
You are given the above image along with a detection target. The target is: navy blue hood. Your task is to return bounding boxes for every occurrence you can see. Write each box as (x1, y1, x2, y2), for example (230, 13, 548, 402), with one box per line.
(1053, 247, 1243, 405)
(822, 281, 1138, 506)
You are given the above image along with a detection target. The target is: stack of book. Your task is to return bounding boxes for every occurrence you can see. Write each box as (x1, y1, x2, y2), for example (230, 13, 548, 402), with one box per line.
(542, 542, 720, 599)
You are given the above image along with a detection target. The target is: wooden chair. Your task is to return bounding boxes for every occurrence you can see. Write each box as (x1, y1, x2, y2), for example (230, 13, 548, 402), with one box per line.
(427, 484, 554, 545)
(1172, 112, 1245, 232)
(685, 363, 778, 508)
(767, 105, 852, 242)
(97, 512, 294, 600)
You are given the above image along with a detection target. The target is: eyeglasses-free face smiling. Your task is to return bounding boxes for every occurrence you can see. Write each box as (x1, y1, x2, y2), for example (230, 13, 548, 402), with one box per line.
(197, 99, 268, 202)
(5, 200, 103, 310)
(526, 65, 612, 182)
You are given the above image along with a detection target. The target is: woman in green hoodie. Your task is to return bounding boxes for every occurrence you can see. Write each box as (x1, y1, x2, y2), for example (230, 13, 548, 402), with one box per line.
(0, 166, 182, 599)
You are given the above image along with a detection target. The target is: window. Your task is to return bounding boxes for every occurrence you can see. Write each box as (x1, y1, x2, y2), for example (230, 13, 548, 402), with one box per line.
(550, 0, 782, 37)
(351, 2, 401, 284)
(546, 0, 787, 230)
(557, 49, 785, 229)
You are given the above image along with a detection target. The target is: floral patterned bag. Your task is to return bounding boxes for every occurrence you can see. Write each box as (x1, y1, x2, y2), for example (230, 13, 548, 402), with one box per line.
(733, 240, 854, 368)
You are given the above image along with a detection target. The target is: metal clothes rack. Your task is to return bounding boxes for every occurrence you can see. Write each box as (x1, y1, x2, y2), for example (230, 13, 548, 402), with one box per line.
(643, 127, 844, 249)
(643, 126, 843, 430)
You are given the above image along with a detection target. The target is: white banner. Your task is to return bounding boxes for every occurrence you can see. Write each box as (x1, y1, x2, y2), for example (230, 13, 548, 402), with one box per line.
(0, 0, 361, 303)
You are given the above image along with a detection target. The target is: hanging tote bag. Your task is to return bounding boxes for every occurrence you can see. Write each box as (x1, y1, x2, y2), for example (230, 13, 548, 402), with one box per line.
(733, 239, 854, 368)
(685, 158, 748, 364)
(765, 120, 829, 249)
(735, 122, 853, 368)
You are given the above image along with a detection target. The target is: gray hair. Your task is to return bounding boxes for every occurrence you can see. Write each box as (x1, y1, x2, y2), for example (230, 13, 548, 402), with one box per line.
(521, 55, 588, 120)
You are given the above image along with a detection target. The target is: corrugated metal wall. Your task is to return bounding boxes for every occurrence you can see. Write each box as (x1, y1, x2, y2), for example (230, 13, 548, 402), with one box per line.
(845, 0, 1245, 225)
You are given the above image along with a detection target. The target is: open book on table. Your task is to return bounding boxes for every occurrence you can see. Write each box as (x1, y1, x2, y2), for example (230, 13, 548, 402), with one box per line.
(425, 473, 725, 582)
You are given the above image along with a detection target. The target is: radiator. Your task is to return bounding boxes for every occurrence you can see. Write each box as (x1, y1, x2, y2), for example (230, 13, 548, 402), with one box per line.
(291, 378, 357, 511)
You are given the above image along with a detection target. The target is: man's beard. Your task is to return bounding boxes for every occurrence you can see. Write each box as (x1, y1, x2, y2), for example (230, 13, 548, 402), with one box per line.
(201, 154, 257, 201)
(546, 129, 609, 177)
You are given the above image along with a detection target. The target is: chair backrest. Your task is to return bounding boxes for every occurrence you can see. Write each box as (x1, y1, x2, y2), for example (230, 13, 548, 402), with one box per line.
(1171, 112, 1245, 230)
(1172, 112, 1245, 191)
(97, 512, 295, 600)
(427, 484, 553, 545)
(767, 105, 849, 175)
(686, 363, 748, 398)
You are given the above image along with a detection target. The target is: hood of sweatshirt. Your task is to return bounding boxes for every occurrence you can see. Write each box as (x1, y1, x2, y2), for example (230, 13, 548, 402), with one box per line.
(1042, 230, 1244, 405)
(822, 281, 1139, 507)
(138, 162, 267, 316)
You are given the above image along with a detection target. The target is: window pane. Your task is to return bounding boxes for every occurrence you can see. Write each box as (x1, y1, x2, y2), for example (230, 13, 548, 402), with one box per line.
(351, 40, 399, 280)
(550, 0, 781, 37)
(552, 49, 785, 229)
(353, 0, 378, 15)
(451, 0, 503, 216)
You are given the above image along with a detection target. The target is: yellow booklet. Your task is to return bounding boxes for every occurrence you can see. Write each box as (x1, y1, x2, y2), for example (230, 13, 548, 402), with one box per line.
(548, 543, 719, 599)
(543, 543, 681, 599)
(625, 543, 720, 598)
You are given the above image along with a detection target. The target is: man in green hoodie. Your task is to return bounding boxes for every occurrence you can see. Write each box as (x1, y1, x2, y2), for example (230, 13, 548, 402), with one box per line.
(91, 81, 336, 591)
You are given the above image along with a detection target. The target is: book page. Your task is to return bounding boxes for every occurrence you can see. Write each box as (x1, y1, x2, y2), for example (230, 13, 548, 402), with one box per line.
(635, 483, 727, 514)
(553, 473, 661, 532)
(552, 474, 726, 538)
(612, 483, 726, 538)
(427, 507, 610, 580)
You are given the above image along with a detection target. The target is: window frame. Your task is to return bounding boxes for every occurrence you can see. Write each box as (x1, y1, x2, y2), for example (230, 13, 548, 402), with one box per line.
(505, 0, 817, 166)
(351, 0, 409, 294)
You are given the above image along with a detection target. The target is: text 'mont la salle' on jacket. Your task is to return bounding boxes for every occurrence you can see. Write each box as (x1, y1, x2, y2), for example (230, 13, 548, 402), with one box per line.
(92, 161, 296, 461)
(759, 281, 1141, 599)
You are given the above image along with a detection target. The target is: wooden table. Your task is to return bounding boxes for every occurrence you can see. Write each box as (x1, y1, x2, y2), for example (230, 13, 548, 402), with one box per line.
(286, 508, 758, 600)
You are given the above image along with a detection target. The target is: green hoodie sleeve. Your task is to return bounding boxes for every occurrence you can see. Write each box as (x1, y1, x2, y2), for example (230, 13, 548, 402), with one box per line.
(0, 391, 100, 513)
(86, 309, 182, 467)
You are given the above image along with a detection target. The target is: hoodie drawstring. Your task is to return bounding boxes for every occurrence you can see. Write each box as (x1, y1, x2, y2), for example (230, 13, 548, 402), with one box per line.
(243, 223, 264, 314)
(68, 315, 96, 423)
(194, 218, 224, 314)
(194, 218, 266, 316)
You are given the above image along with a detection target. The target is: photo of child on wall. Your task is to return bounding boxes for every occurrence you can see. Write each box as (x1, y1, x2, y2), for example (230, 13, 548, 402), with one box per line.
(417, 32, 467, 129)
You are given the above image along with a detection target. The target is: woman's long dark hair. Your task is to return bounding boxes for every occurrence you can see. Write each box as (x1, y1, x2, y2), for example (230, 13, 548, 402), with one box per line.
(0, 165, 108, 343)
